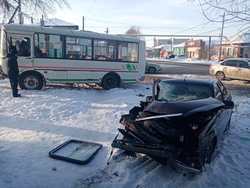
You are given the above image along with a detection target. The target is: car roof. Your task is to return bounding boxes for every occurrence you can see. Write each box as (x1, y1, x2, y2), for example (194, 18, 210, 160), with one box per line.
(160, 79, 216, 87)
(223, 58, 250, 62)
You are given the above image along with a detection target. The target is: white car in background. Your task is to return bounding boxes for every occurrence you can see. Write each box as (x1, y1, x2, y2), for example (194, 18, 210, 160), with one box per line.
(145, 62, 161, 74)
(209, 58, 250, 81)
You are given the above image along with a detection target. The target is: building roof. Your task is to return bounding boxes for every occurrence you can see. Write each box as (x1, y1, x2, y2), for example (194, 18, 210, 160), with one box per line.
(173, 42, 185, 48)
(153, 44, 172, 51)
(226, 31, 250, 44)
(43, 18, 77, 27)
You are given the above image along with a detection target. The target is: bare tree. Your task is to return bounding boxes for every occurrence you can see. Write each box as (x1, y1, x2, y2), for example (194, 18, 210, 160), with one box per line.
(0, 0, 69, 23)
(125, 26, 142, 35)
(197, 0, 250, 22)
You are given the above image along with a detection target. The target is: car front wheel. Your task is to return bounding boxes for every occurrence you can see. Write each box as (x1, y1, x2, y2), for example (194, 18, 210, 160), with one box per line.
(148, 67, 157, 74)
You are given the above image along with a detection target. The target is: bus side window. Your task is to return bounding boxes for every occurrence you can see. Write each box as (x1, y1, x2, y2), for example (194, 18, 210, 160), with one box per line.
(17, 37, 30, 56)
(118, 42, 138, 63)
(10, 36, 31, 57)
(66, 37, 92, 60)
(34, 33, 63, 59)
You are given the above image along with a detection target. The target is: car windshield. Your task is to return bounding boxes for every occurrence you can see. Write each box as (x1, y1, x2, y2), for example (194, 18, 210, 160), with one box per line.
(157, 81, 213, 102)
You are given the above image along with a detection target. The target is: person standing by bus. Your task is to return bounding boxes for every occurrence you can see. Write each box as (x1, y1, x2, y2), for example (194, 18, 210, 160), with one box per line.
(7, 45, 21, 97)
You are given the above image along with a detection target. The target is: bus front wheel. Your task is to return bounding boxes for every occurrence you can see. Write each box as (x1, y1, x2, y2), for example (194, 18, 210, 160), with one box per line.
(101, 73, 121, 90)
(19, 72, 44, 90)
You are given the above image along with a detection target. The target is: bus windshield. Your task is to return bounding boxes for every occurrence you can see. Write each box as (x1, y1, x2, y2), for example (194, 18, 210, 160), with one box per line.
(0, 27, 7, 58)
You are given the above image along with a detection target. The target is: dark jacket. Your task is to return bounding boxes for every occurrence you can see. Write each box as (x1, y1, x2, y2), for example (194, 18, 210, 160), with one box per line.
(7, 53, 19, 79)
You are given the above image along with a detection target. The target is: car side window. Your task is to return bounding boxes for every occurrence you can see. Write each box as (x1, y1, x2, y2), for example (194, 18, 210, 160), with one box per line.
(223, 60, 237, 67)
(238, 61, 249, 68)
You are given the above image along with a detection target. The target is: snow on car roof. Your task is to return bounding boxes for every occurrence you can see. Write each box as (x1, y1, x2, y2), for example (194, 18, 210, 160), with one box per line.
(223, 58, 250, 62)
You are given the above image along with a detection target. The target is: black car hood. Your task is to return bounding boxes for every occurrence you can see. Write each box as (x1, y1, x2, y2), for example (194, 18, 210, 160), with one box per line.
(144, 97, 225, 117)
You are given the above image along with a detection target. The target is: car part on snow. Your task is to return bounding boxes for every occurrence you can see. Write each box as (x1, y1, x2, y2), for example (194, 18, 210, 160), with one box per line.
(111, 79, 234, 173)
(49, 139, 102, 165)
(135, 113, 183, 122)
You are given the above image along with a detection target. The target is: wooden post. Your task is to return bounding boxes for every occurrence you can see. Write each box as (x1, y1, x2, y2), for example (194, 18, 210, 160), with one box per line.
(82, 16, 85, 31)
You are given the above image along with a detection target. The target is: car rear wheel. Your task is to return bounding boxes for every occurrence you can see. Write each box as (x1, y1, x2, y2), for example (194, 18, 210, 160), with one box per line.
(19, 72, 44, 90)
(215, 71, 225, 80)
(148, 67, 157, 74)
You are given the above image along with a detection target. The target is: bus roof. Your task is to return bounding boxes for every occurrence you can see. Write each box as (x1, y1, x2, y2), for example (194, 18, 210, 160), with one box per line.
(3, 24, 142, 43)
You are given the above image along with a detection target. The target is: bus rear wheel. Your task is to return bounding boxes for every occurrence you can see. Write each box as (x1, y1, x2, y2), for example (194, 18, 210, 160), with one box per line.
(101, 73, 121, 90)
(19, 72, 44, 90)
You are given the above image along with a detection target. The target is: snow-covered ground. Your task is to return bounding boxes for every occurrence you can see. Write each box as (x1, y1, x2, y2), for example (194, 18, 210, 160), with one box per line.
(0, 78, 250, 188)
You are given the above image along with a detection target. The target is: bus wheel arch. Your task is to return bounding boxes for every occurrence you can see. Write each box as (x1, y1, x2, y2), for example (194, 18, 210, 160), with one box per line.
(101, 72, 121, 90)
(19, 71, 45, 90)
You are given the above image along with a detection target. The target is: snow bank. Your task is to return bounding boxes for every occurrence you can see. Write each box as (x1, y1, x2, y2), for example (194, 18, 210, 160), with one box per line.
(0, 79, 151, 188)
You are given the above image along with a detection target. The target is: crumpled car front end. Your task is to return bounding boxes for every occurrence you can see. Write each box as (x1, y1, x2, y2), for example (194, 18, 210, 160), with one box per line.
(112, 97, 225, 173)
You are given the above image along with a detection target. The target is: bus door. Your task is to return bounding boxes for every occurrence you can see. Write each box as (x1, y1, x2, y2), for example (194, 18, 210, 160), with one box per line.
(8, 33, 33, 69)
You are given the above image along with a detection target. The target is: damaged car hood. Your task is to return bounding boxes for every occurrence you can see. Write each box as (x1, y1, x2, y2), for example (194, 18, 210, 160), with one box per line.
(144, 97, 225, 117)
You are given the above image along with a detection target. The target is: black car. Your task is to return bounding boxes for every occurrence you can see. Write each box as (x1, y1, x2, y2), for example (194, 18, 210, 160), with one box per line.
(112, 79, 234, 173)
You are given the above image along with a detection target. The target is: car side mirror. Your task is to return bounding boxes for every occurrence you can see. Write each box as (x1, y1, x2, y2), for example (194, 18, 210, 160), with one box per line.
(224, 100, 234, 108)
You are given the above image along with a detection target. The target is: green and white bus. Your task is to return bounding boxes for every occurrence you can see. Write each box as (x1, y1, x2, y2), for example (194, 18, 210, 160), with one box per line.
(0, 24, 145, 90)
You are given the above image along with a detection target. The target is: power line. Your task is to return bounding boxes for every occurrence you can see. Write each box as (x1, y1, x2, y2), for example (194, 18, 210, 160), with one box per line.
(174, 21, 211, 34)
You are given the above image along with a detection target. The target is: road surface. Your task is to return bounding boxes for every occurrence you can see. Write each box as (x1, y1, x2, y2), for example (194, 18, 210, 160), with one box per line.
(147, 60, 210, 75)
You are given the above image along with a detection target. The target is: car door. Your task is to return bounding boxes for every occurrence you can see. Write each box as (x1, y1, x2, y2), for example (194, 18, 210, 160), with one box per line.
(222, 60, 242, 79)
(237, 61, 250, 80)
(215, 81, 232, 135)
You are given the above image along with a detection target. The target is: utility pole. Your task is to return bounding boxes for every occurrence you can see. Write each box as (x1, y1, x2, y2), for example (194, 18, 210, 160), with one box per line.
(171, 37, 174, 52)
(18, 0, 23, 24)
(40, 15, 45, 26)
(105, 27, 109, 34)
(82, 16, 85, 31)
(218, 12, 225, 61)
(208, 36, 211, 60)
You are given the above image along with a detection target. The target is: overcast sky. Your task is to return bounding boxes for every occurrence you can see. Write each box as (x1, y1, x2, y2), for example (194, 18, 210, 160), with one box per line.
(53, 0, 231, 36)
(1, 0, 245, 45)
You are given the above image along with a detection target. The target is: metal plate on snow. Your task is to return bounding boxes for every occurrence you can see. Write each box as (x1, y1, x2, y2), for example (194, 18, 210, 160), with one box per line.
(49, 139, 102, 165)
